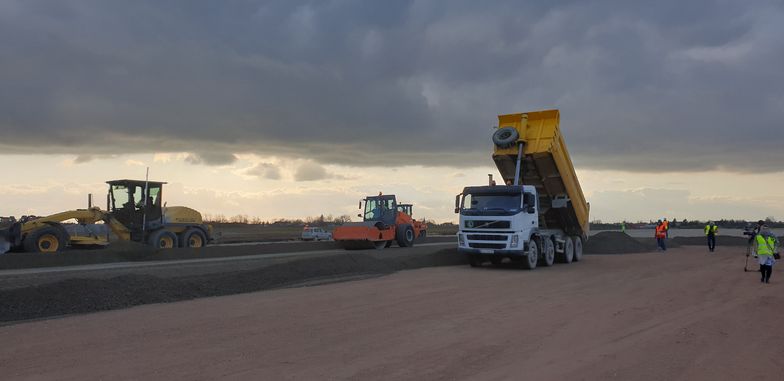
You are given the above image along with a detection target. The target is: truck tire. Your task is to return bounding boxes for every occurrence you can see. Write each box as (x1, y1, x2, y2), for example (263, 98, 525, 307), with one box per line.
(418, 229, 427, 240)
(572, 236, 583, 262)
(468, 254, 482, 267)
(149, 230, 178, 249)
(492, 127, 519, 149)
(385, 240, 393, 248)
(540, 238, 555, 267)
(23, 226, 67, 253)
(396, 224, 415, 247)
(179, 229, 207, 248)
(521, 239, 539, 270)
(557, 237, 574, 263)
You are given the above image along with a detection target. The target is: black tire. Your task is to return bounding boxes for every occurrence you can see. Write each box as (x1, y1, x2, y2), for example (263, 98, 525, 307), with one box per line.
(396, 224, 415, 247)
(179, 228, 207, 248)
(557, 237, 574, 264)
(572, 236, 584, 262)
(385, 240, 393, 248)
(540, 238, 555, 267)
(149, 230, 178, 249)
(468, 254, 482, 267)
(418, 229, 427, 240)
(521, 239, 539, 270)
(23, 226, 68, 253)
(492, 127, 519, 149)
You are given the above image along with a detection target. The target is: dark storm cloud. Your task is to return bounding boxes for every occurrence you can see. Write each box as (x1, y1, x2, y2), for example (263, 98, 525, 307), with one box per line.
(0, 0, 782, 172)
(293, 162, 346, 181)
(184, 152, 238, 166)
(244, 162, 282, 180)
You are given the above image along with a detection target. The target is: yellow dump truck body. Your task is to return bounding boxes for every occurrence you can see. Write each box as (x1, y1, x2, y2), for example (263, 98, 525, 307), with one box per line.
(492, 109, 590, 238)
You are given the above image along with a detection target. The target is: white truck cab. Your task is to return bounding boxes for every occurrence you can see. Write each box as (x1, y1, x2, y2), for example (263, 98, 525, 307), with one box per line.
(456, 184, 583, 269)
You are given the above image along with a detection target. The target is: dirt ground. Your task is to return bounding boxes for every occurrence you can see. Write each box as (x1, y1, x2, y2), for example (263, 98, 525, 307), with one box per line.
(1, 244, 781, 380)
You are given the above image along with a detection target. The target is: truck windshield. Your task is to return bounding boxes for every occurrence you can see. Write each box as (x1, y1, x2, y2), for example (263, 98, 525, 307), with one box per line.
(461, 193, 522, 216)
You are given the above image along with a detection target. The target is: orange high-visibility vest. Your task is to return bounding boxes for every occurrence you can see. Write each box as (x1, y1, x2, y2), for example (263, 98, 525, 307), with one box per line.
(655, 225, 667, 238)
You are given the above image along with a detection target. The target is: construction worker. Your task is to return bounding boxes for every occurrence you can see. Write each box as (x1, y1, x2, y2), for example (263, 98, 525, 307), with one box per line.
(620, 221, 626, 233)
(655, 220, 667, 251)
(704, 221, 718, 252)
(662, 218, 670, 238)
(756, 227, 778, 283)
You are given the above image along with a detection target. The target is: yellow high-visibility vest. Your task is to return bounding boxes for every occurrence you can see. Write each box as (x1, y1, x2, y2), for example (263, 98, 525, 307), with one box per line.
(704, 225, 718, 235)
(756, 235, 776, 256)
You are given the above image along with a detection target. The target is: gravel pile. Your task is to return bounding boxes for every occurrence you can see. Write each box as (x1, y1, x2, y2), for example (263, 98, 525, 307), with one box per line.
(584, 232, 652, 254)
(0, 248, 464, 323)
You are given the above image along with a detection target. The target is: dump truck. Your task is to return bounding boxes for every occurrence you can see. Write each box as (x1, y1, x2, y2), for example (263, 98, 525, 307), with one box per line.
(0, 179, 212, 254)
(333, 194, 427, 250)
(455, 109, 589, 269)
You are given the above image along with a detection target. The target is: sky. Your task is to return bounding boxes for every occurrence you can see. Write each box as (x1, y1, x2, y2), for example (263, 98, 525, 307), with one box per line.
(2, 0, 783, 223)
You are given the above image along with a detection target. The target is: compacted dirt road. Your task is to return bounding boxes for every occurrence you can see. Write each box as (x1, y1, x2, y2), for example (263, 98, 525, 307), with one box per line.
(1, 245, 782, 380)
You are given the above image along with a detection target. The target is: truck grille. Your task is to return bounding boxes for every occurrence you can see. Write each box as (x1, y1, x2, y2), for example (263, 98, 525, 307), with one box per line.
(469, 243, 507, 249)
(464, 220, 510, 229)
(467, 234, 507, 241)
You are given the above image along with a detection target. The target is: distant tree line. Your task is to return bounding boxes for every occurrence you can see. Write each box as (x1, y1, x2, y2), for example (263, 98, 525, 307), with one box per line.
(203, 213, 355, 226)
(590, 217, 783, 230)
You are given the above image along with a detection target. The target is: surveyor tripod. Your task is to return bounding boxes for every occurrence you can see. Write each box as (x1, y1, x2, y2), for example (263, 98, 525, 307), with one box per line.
(743, 238, 756, 272)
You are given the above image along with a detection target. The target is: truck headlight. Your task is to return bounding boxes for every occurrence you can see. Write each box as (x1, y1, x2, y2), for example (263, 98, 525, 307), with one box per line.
(458, 234, 465, 246)
(510, 235, 519, 248)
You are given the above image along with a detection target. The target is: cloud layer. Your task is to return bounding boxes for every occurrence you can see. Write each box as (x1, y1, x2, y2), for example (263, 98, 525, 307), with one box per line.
(0, 1, 782, 172)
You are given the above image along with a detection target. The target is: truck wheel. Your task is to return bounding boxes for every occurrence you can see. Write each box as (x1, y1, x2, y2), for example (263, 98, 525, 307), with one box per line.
(385, 240, 393, 248)
(23, 226, 67, 253)
(542, 238, 555, 267)
(521, 240, 538, 270)
(396, 224, 415, 247)
(180, 229, 207, 248)
(572, 236, 583, 262)
(149, 230, 178, 249)
(373, 241, 386, 250)
(492, 127, 519, 149)
(468, 254, 482, 267)
(557, 237, 574, 263)
(418, 229, 427, 240)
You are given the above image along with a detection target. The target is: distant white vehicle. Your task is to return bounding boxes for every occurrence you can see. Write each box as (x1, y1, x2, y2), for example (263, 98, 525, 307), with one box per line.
(301, 227, 332, 241)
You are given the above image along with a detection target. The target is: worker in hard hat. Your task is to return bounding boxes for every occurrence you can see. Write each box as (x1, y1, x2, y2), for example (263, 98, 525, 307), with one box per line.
(655, 220, 667, 251)
(756, 227, 779, 283)
(704, 221, 718, 252)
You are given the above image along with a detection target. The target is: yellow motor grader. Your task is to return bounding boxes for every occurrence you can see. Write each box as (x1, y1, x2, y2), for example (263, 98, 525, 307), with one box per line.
(0, 179, 212, 253)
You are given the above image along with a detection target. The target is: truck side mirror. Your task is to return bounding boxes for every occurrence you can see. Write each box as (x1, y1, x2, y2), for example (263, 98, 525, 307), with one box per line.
(454, 194, 461, 214)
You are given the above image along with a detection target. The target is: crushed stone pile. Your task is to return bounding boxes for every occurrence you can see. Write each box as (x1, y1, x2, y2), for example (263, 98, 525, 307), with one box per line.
(0, 248, 463, 323)
(584, 232, 652, 255)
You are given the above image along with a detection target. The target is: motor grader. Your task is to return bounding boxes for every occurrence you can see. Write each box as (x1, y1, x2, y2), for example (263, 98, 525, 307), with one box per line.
(333, 194, 427, 250)
(0, 179, 212, 254)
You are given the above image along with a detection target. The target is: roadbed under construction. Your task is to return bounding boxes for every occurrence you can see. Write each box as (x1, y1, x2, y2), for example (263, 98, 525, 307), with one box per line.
(0, 233, 769, 324)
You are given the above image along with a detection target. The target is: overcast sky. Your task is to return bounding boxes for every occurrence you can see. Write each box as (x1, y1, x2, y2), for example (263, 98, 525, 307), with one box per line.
(2, 1, 783, 223)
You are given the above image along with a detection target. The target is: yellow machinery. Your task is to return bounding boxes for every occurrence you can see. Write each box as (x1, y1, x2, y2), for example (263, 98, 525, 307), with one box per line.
(492, 109, 590, 238)
(0, 179, 212, 253)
